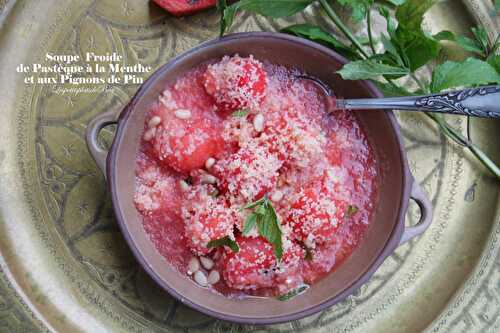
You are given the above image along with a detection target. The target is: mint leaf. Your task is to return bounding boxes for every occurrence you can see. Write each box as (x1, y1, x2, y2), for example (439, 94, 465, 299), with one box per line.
(372, 81, 413, 97)
(384, 0, 406, 5)
(395, 0, 436, 31)
(277, 284, 309, 301)
(217, 0, 228, 36)
(394, 27, 440, 71)
(242, 214, 257, 235)
(220, 0, 316, 34)
(430, 58, 500, 93)
(471, 26, 489, 53)
(387, 0, 441, 71)
(282, 24, 361, 60)
(232, 109, 249, 117)
(242, 196, 283, 261)
(456, 35, 484, 56)
(380, 34, 405, 67)
(337, 0, 373, 22)
(236, 0, 316, 17)
(487, 54, 500, 73)
(257, 204, 283, 260)
(241, 196, 266, 210)
(435, 27, 489, 57)
(207, 236, 240, 253)
(378, 6, 397, 38)
(433, 30, 455, 41)
(337, 60, 409, 80)
(346, 205, 359, 217)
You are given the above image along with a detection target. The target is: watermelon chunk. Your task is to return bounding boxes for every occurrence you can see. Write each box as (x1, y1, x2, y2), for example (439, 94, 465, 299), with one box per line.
(153, 0, 216, 16)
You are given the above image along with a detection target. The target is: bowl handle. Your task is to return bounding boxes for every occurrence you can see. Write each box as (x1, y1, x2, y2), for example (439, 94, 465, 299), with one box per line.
(399, 180, 433, 245)
(85, 108, 121, 178)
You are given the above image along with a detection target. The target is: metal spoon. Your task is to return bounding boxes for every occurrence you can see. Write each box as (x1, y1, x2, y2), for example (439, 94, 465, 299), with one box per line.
(296, 75, 500, 118)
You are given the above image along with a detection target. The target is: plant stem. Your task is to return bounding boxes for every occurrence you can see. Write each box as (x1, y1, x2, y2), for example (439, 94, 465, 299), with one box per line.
(426, 113, 500, 179)
(367, 7, 376, 55)
(319, 0, 369, 59)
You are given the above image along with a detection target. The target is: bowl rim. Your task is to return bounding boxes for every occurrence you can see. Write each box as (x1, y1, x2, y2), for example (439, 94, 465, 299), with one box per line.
(106, 31, 412, 325)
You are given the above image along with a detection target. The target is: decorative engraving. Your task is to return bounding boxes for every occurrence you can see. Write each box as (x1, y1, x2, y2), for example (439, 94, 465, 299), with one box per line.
(415, 86, 500, 118)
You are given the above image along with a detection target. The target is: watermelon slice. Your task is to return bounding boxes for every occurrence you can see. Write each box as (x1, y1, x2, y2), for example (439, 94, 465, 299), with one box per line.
(153, 0, 217, 16)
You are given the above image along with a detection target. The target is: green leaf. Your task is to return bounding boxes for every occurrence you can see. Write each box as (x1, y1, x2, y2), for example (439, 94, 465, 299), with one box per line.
(436, 27, 489, 57)
(372, 80, 413, 97)
(221, 0, 317, 34)
(281, 24, 361, 60)
(430, 58, 500, 93)
(433, 30, 455, 41)
(337, 0, 373, 22)
(456, 35, 485, 56)
(242, 214, 258, 235)
(241, 197, 283, 261)
(346, 205, 359, 217)
(207, 236, 240, 253)
(378, 6, 397, 38)
(257, 204, 283, 260)
(217, 0, 228, 36)
(255, 204, 267, 216)
(383, 0, 406, 5)
(471, 26, 489, 52)
(337, 60, 409, 80)
(241, 196, 266, 210)
(496, 0, 500, 11)
(386, 0, 441, 71)
(237, 0, 316, 17)
(380, 34, 404, 67)
(232, 109, 250, 117)
(221, 5, 238, 36)
(277, 284, 310, 301)
(487, 54, 500, 73)
(394, 28, 440, 71)
(395, 0, 436, 30)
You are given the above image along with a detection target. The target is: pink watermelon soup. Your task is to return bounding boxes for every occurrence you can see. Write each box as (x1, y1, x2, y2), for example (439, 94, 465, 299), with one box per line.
(134, 55, 379, 298)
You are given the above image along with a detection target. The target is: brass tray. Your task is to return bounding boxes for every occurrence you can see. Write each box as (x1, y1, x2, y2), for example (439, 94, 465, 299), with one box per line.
(0, 0, 498, 332)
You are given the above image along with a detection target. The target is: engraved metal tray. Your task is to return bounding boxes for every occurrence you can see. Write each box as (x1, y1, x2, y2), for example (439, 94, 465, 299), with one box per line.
(0, 0, 498, 332)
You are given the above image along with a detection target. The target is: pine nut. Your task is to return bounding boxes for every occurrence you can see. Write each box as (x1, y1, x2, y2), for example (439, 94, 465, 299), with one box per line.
(148, 116, 161, 128)
(253, 114, 264, 132)
(194, 270, 208, 287)
(187, 257, 200, 275)
(200, 257, 214, 270)
(174, 109, 192, 119)
(179, 180, 190, 191)
(207, 270, 220, 284)
(143, 127, 156, 141)
(271, 191, 283, 202)
(201, 174, 217, 184)
(205, 157, 216, 169)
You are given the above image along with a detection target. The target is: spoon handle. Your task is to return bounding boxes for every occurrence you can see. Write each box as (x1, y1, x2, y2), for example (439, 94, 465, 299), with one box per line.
(336, 85, 500, 118)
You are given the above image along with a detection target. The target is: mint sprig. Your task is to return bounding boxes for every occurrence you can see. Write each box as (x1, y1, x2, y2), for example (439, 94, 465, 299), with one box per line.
(207, 236, 240, 253)
(277, 284, 309, 301)
(241, 196, 283, 261)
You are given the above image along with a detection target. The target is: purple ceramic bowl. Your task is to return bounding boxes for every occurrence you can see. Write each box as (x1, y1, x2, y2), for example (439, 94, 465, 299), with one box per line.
(86, 32, 433, 324)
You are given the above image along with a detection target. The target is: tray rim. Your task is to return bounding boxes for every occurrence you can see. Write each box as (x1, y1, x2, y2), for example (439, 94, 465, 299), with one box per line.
(0, 0, 498, 332)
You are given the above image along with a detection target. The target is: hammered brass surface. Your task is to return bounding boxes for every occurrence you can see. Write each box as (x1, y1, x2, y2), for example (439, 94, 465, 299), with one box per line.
(0, 0, 498, 332)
